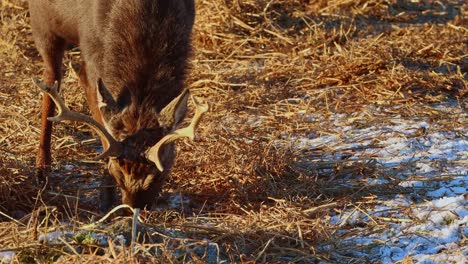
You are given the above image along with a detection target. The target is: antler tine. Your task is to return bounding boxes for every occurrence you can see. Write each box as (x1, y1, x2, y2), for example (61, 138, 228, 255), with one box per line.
(146, 95, 209, 172)
(32, 78, 122, 159)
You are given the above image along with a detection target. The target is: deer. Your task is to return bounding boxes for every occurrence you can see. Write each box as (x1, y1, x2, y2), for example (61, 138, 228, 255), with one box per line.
(28, 0, 208, 211)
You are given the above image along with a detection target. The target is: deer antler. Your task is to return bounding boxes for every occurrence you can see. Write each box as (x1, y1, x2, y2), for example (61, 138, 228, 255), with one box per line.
(32, 78, 123, 159)
(146, 95, 209, 171)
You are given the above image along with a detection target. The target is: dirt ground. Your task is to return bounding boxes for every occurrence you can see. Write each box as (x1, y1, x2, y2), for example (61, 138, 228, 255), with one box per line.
(0, 0, 466, 263)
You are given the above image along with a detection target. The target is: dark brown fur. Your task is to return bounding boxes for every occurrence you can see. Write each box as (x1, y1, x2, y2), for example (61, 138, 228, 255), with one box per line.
(29, 0, 195, 210)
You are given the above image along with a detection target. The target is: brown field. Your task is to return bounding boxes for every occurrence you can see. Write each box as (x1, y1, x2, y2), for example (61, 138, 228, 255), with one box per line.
(0, 0, 466, 263)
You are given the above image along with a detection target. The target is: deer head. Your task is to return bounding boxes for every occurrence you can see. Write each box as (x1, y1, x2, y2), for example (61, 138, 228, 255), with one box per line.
(33, 78, 209, 209)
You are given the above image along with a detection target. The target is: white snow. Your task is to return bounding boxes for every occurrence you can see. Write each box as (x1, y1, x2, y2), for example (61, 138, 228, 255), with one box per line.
(38, 231, 74, 245)
(276, 101, 467, 263)
(0, 251, 15, 263)
(38, 230, 126, 247)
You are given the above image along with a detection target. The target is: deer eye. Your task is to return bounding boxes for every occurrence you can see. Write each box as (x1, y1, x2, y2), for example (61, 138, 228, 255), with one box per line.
(112, 120, 125, 131)
(110, 121, 129, 139)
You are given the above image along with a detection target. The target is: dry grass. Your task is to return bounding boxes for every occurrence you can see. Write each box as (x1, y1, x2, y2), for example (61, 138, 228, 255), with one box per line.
(0, 0, 467, 263)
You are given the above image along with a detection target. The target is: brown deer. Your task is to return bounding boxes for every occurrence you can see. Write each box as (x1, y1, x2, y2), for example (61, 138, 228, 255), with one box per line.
(29, 0, 207, 210)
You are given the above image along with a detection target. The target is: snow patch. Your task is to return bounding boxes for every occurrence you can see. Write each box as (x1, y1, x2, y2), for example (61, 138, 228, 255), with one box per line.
(0, 251, 15, 263)
(275, 102, 467, 263)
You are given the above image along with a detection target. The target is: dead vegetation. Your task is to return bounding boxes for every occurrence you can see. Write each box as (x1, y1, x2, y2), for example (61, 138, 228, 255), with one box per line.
(0, 0, 467, 263)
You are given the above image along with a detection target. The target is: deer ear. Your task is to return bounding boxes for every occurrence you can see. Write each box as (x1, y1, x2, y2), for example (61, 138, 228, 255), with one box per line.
(159, 89, 190, 129)
(96, 78, 118, 114)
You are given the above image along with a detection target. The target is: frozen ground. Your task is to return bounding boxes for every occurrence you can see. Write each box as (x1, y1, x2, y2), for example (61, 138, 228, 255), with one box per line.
(284, 100, 467, 263)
